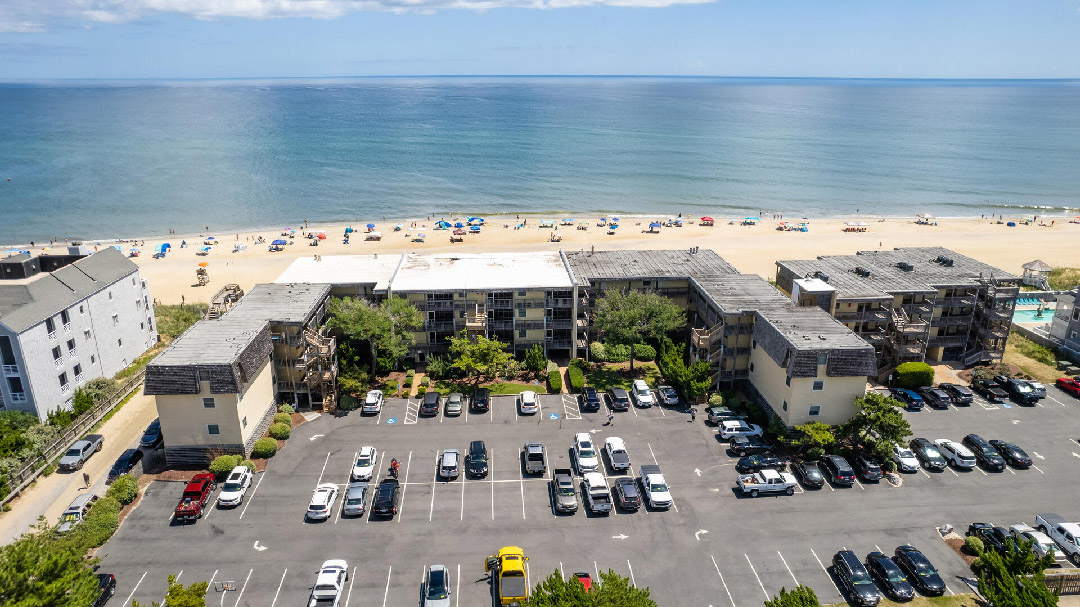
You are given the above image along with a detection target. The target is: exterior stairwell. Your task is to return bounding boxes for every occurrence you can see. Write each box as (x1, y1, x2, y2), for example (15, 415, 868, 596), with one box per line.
(300, 327, 337, 411)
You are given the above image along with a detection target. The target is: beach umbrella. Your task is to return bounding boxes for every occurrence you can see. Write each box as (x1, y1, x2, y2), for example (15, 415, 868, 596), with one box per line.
(206, 236, 216, 241)
(649, 222, 661, 229)
(468, 217, 484, 225)
(435, 221, 451, 229)
(745, 216, 760, 221)
(453, 222, 465, 228)
(609, 223, 619, 229)
(272, 239, 287, 245)
(562, 218, 574, 223)
(317, 233, 326, 240)
(198, 262, 209, 267)
(600, 217, 607, 222)
(612, 216, 620, 222)
(199, 246, 211, 252)
(345, 227, 353, 234)
(701, 216, 713, 222)
(366, 223, 375, 229)
(470, 225, 481, 232)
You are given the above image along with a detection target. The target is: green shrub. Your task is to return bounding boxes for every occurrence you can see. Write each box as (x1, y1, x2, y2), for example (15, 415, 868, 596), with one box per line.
(273, 413, 293, 425)
(62, 495, 121, 552)
(970, 556, 983, 573)
(425, 355, 452, 380)
(268, 422, 291, 440)
(569, 358, 589, 372)
(567, 366, 584, 393)
(524, 344, 548, 376)
(277, 403, 296, 415)
(252, 438, 277, 459)
(106, 475, 139, 505)
(385, 380, 399, 392)
(632, 343, 656, 361)
(806, 446, 825, 461)
(209, 455, 242, 479)
(548, 370, 563, 393)
(420, 376, 430, 387)
(417, 386, 427, 396)
(406, 369, 416, 380)
(239, 459, 256, 472)
(546, 360, 560, 373)
(403, 377, 412, 388)
(339, 394, 357, 411)
(882, 460, 897, 473)
(708, 394, 724, 407)
(767, 416, 788, 439)
(894, 362, 934, 389)
(971, 366, 993, 380)
(589, 342, 607, 362)
(966, 536, 985, 555)
(606, 343, 631, 363)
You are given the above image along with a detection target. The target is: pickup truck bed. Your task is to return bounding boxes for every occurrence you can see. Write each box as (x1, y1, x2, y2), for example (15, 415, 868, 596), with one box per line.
(499, 575, 528, 601)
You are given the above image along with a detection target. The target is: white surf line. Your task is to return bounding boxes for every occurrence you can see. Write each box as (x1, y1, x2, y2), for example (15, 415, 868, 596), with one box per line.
(382, 566, 393, 607)
(744, 554, 768, 599)
(238, 471, 266, 520)
(232, 569, 253, 607)
(777, 551, 798, 587)
(626, 560, 637, 588)
(429, 451, 439, 522)
(271, 569, 288, 607)
(316, 450, 332, 486)
(122, 571, 147, 607)
(397, 450, 413, 522)
(710, 555, 736, 607)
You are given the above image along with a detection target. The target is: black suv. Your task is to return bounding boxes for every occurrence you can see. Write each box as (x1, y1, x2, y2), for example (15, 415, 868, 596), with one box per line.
(613, 477, 642, 511)
(967, 523, 1012, 554)
(466, 440, 489, 478)
(581, 387, 602, 412)
(609, 388, 631, 411)
(852, 453, 883, 482)
(917, 386, 952, 409)
(372, 479, 401, 517)
(734, 454, 787, 474)
(894, 545, 945, 596)
(939, 383, 974, 405)
(472, 389, 490, 412)
(108, 448, 143, 482)
(728, 436, 770, 457)
(822, 455, 856, 485)
(94, 573, 116, 607)
(994, 375, 1039, 405)
(420, 391, 442, 416)
(833, 550, 881, 606)
(909, 438, 947, 471)
(962, 434, 1006, 471)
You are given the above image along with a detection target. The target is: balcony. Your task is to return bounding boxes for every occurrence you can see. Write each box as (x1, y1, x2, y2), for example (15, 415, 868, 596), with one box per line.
(928, 335, 967, 348)
(981, 307, 1013, 320)
(900, 302, 933, 315)
(578, 296, 592, 308)
(519, 299, 546, 309)
(68, 348, 78, 358)
(547, 339, 573, 349)
(692, 328, 713, 350)
(53, 358, 64, 370)
(895, 321, 929, 335)
(576, 339, 587, 349)
(894, 343, 925, 358)
(489, 320, 514, 331)
(63, 322, 72, 333)
(74, 373, 84, 383)
(487, 298, 514, 310)
(10, 392, 26, 403)
(576, 318, 589, 328)
(981, 326, 1009, 339)
(47, 331, 57, 341)
(546, 298, 573, 308)
(933, 315, 972, 327)
(424, 300, 454, 311)
(426, 321, 456, 332)
(2, 364, 17, 375)
(548, 319, 573, 330)
(939, 296, 975, 307)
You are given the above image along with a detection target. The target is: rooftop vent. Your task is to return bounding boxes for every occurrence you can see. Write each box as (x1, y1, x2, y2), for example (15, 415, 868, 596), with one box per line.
(934, 255, 954, 267)
(815, 271, 830, 283)
(855, 266, 871, 278)
(897, 262, 914, 272)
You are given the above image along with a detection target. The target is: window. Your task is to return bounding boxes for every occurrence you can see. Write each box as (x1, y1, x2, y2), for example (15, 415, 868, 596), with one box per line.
(52, 346, 62, 361)
(61, 310, 70, 324)
(782, 401, 788, 411)
(809, 405, 821, 416)
(749, 362, 755, 372)
(752, 339, 757, 349)
(202, 397, 216, 409)
(136, 300, 142, 310)
(198, 369, 210, 382)
(45, 318, 55, 333)
(112, 313, 119, 326)
(242, 416, 248, 428)
(207, 424, 220, 435)
(458, 311, 465, 319)
(67, 339, 75, 351)
(90, 355, 96, 364)
(518, 308, 526, 318)
(117, 339, 122, 348)
(108, 291, 113, 300)
(84, 330, 91, 340)
(73, 364, 82, 377)
(785, 376, 791, 386)
(518, 290, 526, 297)
(813, 380, 824, 391)
(518, 329, 527, 339)
(642, 280, 651, 287)
(7, 377, 24, 393)
(140, 322, 145, 330)
(79, 304, 85, 314)
(817, 353, 828, 366)
(132, 277, 136, 286)
(58, 372, 68, 389)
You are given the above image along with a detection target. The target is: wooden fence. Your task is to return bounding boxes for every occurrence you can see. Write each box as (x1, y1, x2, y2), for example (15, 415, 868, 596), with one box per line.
(1, 370, 145, 505)
(1045, 570, 1080, 595)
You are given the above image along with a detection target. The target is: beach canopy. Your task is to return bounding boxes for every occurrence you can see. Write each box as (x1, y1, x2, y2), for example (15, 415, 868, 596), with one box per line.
(540, 219, 555, 225)
(366, 223, 375, 229)
(745, 216, 760, 221)
(345, 227, 353, 233)
(158, 244, 171, 253)
(468, 217, 484, 225)
(701, 216, 713, 222)
(199, 246, 211, 252)
(129, 247, 139, 252)
(272, 239, 287, 245)
(562, 218, 574, 222)
(470, 225, 481, 232)
(198, 262, 209, 267)
(609, 223, 619, 229)
(612, 217, 620, 222)
(917, 213, 934, 219)
(454, 222, 465, 228)
(453, 228, 467, 235)
(206, 236, 216, 240)
(435, 221, 451, 228)
(649, 222, 661, 228)
(600, 217, 607, 221)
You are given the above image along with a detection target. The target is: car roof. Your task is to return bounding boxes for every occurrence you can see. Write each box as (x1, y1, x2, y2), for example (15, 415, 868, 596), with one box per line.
(469, 440, 486, 453)
(525, 442, 544, 452)
(583, 472, 605, 484)
(66, 493, 96, 509)
(346, 482, 367, 496)
(611, 387, 628, 396)
(226, 466, 248, 479)
(442, 449, 459, 459)
(605, 436, 625, 449)
(423, 392, 440, 402)
(575, 432, 591, 441)
(359, 445, 375, 456)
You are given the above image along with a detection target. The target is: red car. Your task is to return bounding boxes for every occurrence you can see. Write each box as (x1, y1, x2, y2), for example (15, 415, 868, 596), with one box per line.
(174, 473, 216, 522)
(573, 572, 593, 592)
(1057, 378, 1080, 398)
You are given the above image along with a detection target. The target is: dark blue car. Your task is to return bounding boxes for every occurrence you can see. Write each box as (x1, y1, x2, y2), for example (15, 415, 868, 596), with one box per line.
(889, 388, 924, 411)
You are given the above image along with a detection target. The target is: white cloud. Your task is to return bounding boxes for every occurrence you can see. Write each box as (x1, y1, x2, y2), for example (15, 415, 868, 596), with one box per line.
(0, 0, 713, 30)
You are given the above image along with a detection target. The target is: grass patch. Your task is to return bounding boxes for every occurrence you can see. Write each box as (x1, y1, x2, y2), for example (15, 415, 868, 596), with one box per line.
(584, 363, 661, 391)
(431, 380, 546, 396)
(155, 304, 207, 339)
(1048, 267, 1080, 291)
(1009, 332, 1057, 366)
(1004, 342, 1060, 385)
(827, 595, 974, 607)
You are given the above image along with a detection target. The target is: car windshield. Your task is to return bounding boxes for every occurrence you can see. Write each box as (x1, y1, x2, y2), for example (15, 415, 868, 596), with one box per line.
(426, 575, 448, 599)
(356, 455, 371, 467)
(223, 482, 242, 492)
(1017, 384, 1032, 393)
(885, 569, 906, 583)
(65, 448, 81, 457)
(898, 449, 914, 458)
(309, 504, 326, 511)
(924, 446, 941, 458)
(347, 496, 363, 505)
(914, 560, 937, 575)
(579, 448, 595, 458)
(61, 513, 79, 522)
(851, 569, 872, 584)
(650, 483, 668, 493)
(558, 486, 573, 496)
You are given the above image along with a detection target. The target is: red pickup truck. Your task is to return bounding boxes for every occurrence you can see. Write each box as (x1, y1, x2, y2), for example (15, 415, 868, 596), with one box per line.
(174, 473, 216, 522)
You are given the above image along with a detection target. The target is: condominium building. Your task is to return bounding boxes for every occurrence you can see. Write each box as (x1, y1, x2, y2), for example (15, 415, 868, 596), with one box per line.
(775, 247, 1019, 376)
(0, 248, 157, 420)
(1049, 287, 1080, 363)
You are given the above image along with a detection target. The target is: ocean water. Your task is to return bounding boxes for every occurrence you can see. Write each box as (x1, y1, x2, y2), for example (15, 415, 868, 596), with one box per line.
(1, 77, 1079, 244)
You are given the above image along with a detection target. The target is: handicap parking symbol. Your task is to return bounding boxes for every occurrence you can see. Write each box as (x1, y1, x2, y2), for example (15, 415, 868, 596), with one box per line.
(387, 418, 397, 424)
(548, 413, 560, 420)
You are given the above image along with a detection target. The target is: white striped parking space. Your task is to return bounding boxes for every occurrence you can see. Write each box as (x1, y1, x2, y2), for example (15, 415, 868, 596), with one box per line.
(562, 394, 582, 420)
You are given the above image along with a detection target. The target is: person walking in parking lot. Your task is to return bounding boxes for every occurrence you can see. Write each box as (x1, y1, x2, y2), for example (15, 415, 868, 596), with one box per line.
(689, 407, 696, 423)
(605, 410, 614, 426)
(82, 472, 90, 489)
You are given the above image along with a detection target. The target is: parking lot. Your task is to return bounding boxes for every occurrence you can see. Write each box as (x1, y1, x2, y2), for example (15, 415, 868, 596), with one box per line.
(97, 384, 1080, 606)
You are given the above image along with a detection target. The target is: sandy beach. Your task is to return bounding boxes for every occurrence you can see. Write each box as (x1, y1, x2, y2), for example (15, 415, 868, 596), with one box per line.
(19, 214, 1079, 305)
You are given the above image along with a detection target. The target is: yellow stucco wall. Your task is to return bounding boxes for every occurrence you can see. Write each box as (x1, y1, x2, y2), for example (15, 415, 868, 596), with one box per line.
(748, 347, 866, 426)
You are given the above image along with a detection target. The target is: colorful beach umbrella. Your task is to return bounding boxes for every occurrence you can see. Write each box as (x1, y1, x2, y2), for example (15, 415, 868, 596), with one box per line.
(272, 239, 287, 245)
(468, 217, 484, 225)
(366, 223, 375, 229)
(199, 246, 211, 252)
(435, 221, 451, 228)
(454, 222, 465, 228)
(649, 222, 661, 228)
(198, 262, 209, 267)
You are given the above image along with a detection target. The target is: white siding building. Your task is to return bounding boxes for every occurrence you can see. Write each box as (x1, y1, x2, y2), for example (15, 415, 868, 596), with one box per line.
(0, 248, 157, 420)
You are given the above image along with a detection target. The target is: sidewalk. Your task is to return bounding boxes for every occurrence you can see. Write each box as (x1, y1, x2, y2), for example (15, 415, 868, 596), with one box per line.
(0, 387, 158, 545)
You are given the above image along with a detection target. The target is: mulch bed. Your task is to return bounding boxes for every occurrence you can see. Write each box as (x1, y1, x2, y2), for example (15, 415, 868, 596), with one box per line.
(957, 362, 1031, 383)
(945, 535, 979, 567)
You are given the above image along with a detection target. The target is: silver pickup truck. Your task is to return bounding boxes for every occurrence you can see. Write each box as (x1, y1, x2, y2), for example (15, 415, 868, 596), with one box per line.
(59, 434, 104, 471)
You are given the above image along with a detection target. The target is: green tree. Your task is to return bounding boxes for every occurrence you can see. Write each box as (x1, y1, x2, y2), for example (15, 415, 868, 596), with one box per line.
(977, 537, 1057, 607)
(685, 359, 712, 401)
(595, 290, 686, 372)
(132, 575, 209, 607)
(839, 392, 912, 450)
(524, 344, 548, 377)
(0, 521, 100, 607)
(448, 331, 513, 383)
(764, 585, 821, 607)
(525, 569, 657, 607)
(328, 296, 423, 375)
(790, 422, 836, 454)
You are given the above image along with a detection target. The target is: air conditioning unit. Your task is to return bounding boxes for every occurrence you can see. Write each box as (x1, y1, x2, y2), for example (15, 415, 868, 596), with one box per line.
(855, 267, 871, 277)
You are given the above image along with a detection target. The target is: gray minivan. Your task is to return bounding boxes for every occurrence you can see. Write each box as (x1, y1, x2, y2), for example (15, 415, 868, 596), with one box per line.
(58, 493, 98, 533)
(439, 449, 460, 480)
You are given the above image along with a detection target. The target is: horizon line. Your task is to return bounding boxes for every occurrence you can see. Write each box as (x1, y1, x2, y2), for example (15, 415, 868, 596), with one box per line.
(2, 74, 1080, 83)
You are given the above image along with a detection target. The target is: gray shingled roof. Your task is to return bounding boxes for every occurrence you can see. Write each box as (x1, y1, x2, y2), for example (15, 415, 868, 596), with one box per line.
(0, 248, 138, 334)
(232, 283, 331, 325)
(565, 249, 738, 283)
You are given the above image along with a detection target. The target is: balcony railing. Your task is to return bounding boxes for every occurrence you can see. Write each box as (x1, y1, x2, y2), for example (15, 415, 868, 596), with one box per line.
(546, 298, 573, 308)
(981, 307, 1013, 319)
(10, 392, 26, 403)
(426, 321, 456, 332)
(74, 373, 84, 383)
(2, 364, 17, 375)
(933, 315, 972, 327)
(424, 300, 454, 311)
(68, 348, 77, 358)
(63, 322, 72, 333)
(895, 321, 929, 334)
(835, 309, 889, 322)
(487, 299, 514, 310)
(939, 296, 975, 307)
(928, 335, 967, 348)
(981, 326, 1009, 338)
(547, 339, 573, 349)
(548, 319, 573, 329)
(489, 320, 514, 331)
(47, 331, 57, 341)
(60, 383, 70, 393)
(518, 299, 546, 309)
(53, 358, 64, 369)
(900, 302, 933, 315)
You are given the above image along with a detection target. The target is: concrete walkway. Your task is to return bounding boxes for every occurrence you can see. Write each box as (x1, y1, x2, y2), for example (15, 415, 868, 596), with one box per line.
(0, 387, 159, 545)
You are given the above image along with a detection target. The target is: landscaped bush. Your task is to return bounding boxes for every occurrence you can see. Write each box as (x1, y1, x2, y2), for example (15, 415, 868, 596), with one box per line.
(882, 460, 897, 473)
(894, 362, 934, 389)
(425, 355, 452, 380)
(106, 475, 139, 505)
(419, 376, 430, 387)
(417, 386, 427, 396)
(767, 416, 788, 439)
(632, 343, 656, 361)
(569, 358, 589, 372)
(268, 422, 291, 440)
(971, 366, 993, 380)
(209, 455, 242, 479)
(567, 366, 584, 393)
(589, 342, 607, 362)
(252, 438, 277, 459)
(605, 343, 631, 363)
(277, 404, 296, 415)
(806, 446, 825, 461)
(273, 413, 293, 425)
(708, 394, 724, 407)
(339, 394, 357, 411)
(965, 536, 985, 555)
(64, 495, 121, 551)
(385, 380, 399, 393)
(239, 459, 256, 472)
(548, 370, 562, 393)
(404, 369, 415, 387)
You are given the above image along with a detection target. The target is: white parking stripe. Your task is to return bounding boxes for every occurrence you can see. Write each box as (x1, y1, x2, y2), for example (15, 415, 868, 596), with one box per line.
(744, 554, 769, 599)
(810, 547, 843, 599)
(429, 451, 439, 522)
(204, 570, 218, 596)
(382, 566, 393, 607)
(627, 560, 637, 588)
(397, 450, 413, 522)
(777, 551, 798, 587)
(455, 564, 460, 607)
(232, 569, 253, 607)
(238, 471, 266, 520)
(920, 468, 931, 479)
(316, 450, 332, 486)
(520, 475, 526, 520)
(160, 570, 182, 607)
(1033, 464, 1045, 474)
(490, 448, 495, 520)
(593, 560, 600, 581)
(271, 569, 288, 607)
(460, 473, 466, 520)
(122, 571, 147, 607)
(202, 498, 217, 520)
(710, 555, 736, 607)
(366, 467, 381, 523)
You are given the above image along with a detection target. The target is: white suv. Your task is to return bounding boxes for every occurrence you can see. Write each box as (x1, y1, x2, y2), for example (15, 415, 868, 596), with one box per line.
(935, 439, 976, 468)
(718, 420, 764, 440)
(307, 483, 339, 520)
(574, 432, 599, 473)
(631, 380, 654, 407)
(309, 560, 348, 607)
(217, 466, 252, 507)
(351, 446, 377, 482)
(362, 390, 383, 414)
(518, 391, 539, 414)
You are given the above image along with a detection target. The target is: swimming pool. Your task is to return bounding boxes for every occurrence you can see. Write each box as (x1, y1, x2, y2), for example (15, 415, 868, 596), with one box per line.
(1013, 308, 1054, 324)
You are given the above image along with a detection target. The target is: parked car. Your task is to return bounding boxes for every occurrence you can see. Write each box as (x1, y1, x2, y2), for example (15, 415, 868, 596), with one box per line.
(422, 565, 452, 607)
(718, 420, 764, 440)
(59, 434, 104, 471)
(472, 388, 490, 412)
(573, 434, 598, 473)
(362, 389, 383, 414)
(466, 440, 489, 478)
(307, 483, 339, 520)
(523, 442, 547, 475)
(216, 466, 253, 507)
(892, 445, 920, 473)
(631, 380, 654, 407)
(351, 446, 377, 482)
(1025, 381, 1047, 399)
(573, 572, 593, 593)
(833, 550, 880, 606)
(962, 434, 1006, 471)
(734, 454, 787, 474)
(707, 406, 744, 425)
(371, 479, 401, 517)
(603, 437, 631, 472)
(308, 560, 348, 607)
(342, 482, 368, 517)
(1056, 377, 1080, 398)
(657, 385, 679, 406)
(909, 438, 947, 471)
(550, 468, 578, 513)
(420, 391, 442, 416)
(608, 388, 631, 411)
(822, 455, 856, 485)
(444, 393, 464, 416)
(518, 391, 539, 414)
(439, 449, 461, 480)
(613, 477, 642, 511)
(864, 551, 914, 602)
(938, 382, 974, 405)
(935, 439, 976, 469)
(107, 448, 143, 482)
(967, 522, 1012, 554)
(140, 420, 163, 448)
(728, 436, 770, 457)
(582, 472, 613, 514)
(93, 573, 116, 607)
(889, 388, 924, 411)
(173, 473, 215, 522)
(972, 379, 1008, 403)
(58, 493, 98, 533)
(996, 376, 1038, 405)
(581, 387, 602, 411)
(893, 545, 945, 596)
(917, 386, 952, 409)
(1010, 524, 1068, 565)
(791, 459, 825, 489)
(851, 453, 883, 482)
(989, 439, 1032, 468)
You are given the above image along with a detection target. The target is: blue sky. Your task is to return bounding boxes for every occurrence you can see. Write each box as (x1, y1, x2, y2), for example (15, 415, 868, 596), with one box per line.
(0, 0, 1078, 79)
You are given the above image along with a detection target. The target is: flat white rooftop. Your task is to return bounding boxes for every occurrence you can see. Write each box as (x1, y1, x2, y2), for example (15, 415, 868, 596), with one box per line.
(793, 278, 837, 293)
(392, 252, 573, 292)
(275, 255, 402, 291)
